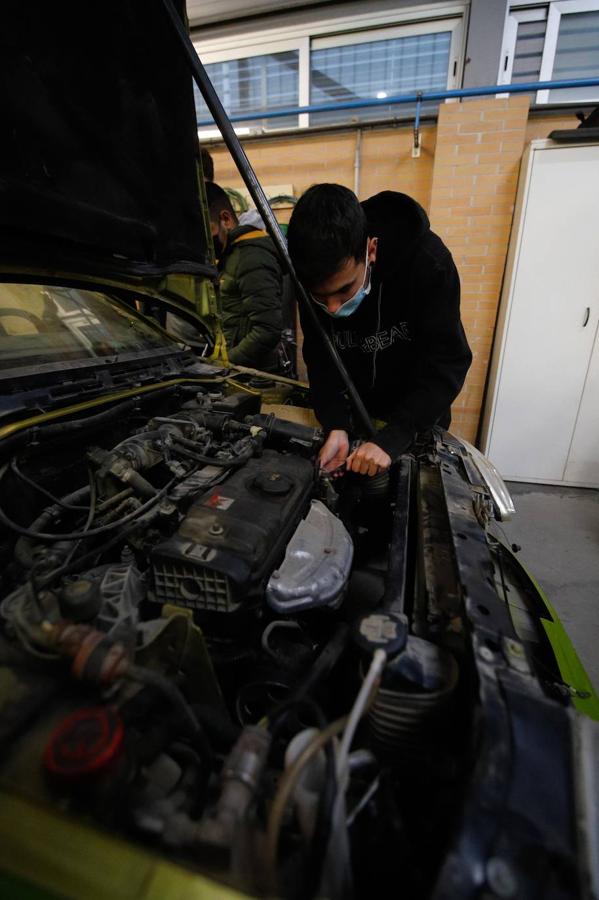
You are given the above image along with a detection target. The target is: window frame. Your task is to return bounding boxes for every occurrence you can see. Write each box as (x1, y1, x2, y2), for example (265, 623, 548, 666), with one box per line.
(499, 0, 599, 104)
(195, 39, 308, 132)
(193, 1, 468, 135)
(539, 0, 599, 102)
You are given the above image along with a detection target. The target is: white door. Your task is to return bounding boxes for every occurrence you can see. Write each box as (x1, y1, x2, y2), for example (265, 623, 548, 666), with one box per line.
(565, 324, 599, 483)
(484, 142, 599, 483)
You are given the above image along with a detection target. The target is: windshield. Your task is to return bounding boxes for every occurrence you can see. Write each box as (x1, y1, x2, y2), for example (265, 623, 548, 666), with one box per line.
(0, 284, 171, 371)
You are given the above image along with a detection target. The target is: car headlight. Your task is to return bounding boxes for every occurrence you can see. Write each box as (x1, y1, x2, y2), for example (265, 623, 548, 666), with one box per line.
(459, 438, 516, 522)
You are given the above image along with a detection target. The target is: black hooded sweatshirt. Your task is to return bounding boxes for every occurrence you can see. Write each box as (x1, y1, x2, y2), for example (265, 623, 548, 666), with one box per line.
(299, 191, 472, 458)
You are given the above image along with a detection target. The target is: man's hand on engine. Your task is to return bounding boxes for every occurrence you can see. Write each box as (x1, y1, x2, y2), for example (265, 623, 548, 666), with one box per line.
(319, 429, 350, 475)
(346, 441, 392, 477)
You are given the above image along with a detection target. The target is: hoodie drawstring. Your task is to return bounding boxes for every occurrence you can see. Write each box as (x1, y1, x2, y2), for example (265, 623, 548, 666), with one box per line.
(371, 282, 382, 389)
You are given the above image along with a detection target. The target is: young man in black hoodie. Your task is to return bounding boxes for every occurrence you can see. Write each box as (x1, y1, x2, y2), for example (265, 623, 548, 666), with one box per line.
(287, 184, 472, 477)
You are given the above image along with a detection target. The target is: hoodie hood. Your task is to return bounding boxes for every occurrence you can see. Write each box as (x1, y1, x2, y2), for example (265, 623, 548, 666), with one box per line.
(0, 1, 213, 284)
(361, 191, 430, 278)
(220, 224, 274, 261)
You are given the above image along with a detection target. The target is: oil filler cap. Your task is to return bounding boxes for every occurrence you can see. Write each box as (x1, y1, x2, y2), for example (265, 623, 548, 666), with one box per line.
(44, 706, 124, 779)
(253, 471, 292, 496)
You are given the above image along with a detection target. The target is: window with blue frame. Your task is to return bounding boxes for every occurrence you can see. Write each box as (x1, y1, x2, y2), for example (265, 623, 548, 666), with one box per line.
(195, 50, 300, 130)
(310, 31, 452, 125)
(193, 4, 465, 133)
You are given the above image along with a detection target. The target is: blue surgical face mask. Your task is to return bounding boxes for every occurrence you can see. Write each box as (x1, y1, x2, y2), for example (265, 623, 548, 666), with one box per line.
(312, 245, 372, 318)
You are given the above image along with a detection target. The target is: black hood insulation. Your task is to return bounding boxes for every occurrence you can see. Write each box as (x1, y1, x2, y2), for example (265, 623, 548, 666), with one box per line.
(0, 1, 211, 279)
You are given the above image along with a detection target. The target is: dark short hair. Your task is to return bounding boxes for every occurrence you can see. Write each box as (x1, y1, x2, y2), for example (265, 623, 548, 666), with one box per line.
(200, 146, 214, 181)
(287, 183, 368, 286)
(205, 181, 237, 224)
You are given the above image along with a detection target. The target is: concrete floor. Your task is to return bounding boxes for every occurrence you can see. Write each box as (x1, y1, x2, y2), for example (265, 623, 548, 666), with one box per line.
(500, 482, 599, 691)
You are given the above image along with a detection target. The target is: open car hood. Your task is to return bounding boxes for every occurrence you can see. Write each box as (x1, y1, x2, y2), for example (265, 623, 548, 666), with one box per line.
(0, 1, 214, 285)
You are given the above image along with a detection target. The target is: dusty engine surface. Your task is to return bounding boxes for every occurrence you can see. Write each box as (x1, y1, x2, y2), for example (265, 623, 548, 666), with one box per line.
(152, 451, 315, 613)
(0, 382, 488, 900)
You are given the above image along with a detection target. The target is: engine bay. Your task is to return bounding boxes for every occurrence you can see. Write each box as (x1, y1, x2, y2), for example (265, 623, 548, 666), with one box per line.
(0, 379, 575, 899)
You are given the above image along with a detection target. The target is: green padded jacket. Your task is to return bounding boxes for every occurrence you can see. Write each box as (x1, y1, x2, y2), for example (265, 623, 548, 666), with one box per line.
(218, 224, 283, 370)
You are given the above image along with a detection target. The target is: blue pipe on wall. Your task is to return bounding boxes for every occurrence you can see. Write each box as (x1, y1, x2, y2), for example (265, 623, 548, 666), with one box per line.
(196, 76, 599, 128)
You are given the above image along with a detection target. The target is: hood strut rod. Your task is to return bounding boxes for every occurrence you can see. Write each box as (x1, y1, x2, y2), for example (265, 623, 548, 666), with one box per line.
(161, 0, 375, 440)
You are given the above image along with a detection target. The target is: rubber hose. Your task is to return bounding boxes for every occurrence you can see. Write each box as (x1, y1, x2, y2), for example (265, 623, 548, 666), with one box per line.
(14, 485, 91, 569)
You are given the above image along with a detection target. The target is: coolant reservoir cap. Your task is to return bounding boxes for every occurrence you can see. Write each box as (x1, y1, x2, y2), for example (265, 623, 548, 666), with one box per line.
(353, 611, 408, 658)
(253, 471, 293, 496)
(44, 706, 124, 779)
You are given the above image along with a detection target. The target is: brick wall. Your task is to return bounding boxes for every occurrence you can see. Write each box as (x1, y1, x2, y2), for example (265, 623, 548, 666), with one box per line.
(526, 111, 581, 142)
(428, 96, 530, 443)
(205, 105, 581, 445)
(208, 123, 436, 216)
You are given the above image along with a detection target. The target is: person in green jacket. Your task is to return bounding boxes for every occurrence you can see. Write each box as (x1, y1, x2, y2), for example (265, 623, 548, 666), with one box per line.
(206, 181, 283, 371)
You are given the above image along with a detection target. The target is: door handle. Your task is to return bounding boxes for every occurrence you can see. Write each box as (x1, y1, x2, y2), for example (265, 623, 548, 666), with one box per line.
(583, 307, 590, 327)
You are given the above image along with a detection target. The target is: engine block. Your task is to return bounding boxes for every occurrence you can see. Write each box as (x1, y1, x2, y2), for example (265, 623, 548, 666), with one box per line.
(151, 450, 315, 613)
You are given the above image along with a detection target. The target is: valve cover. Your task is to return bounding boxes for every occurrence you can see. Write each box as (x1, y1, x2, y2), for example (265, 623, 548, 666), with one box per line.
(151, 451, 314, 613)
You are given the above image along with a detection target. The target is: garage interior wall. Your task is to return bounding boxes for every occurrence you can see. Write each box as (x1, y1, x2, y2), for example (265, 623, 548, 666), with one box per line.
(207, 106, 581, 444)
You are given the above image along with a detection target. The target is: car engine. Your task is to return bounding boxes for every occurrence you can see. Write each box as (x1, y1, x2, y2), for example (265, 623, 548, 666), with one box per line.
(0, 380, 576, 900)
